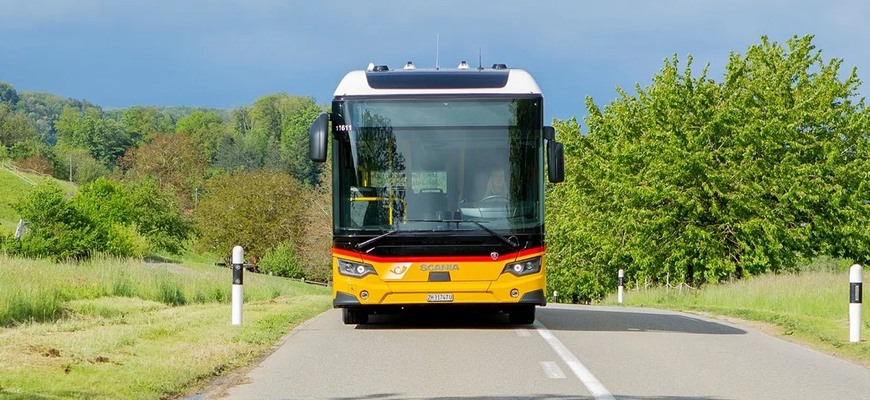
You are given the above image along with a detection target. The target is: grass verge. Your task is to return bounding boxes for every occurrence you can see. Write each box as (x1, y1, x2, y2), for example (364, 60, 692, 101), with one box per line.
(0, 255, 331, 399)
(602, 271, 869, 365)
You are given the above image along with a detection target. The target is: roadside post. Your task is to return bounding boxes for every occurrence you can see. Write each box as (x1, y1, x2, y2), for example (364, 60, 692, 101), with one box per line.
(618, 269, 624, 305)
(232, 246, 244, 326)
(850, 264, 863, 343)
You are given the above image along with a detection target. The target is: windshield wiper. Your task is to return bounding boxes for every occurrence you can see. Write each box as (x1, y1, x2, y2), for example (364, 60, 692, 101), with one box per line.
(356, 220, 520, 251)
(462, 220, 521, 249)
(354, 229, 398, 251)
(405, 219, 520, 249)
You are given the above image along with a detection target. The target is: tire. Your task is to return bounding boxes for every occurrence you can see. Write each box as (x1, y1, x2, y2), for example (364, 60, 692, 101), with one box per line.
(508, 305, 535, 325)
(342, 308, 369, 325)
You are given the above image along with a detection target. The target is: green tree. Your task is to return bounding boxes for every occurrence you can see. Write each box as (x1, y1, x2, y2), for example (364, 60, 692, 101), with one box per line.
(175, 110, 229, 161)
(120, 106, 170, 143)
(53, 145, 110, 184)
(547, 35, 870, 301)
(248, 94, 324, 184)
(0, 82, 19, 106)
(119, 133, 207, 210)
(55, 107, 135, 167)
(193, 170, 306, 262)
(0, 103, 40, 153)
(127, 177, 193, 254)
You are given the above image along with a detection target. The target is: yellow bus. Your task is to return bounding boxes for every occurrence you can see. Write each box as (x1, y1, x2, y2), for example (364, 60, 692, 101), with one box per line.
(309, 61, 564, 324)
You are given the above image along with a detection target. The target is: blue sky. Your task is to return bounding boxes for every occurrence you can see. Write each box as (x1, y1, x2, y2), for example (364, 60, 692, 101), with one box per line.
(1, 0, 867, 125)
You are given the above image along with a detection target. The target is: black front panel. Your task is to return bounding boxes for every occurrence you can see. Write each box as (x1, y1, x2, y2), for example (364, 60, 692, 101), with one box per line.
(366, 70, 510, 89)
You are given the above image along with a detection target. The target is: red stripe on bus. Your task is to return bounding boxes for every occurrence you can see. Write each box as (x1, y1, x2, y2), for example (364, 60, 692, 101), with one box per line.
(331, 246, 545, 263)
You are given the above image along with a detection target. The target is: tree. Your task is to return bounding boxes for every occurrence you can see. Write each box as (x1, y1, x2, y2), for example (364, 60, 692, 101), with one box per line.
(0, 82, 19, 106)
(120, 106, 170, 144)
(127, 177, 193, 254)
(55, 107, 135, 167)
(193, 170, 306, 262)
(175, 109, 229, 161)
(248, 94, 325, 185)
(547, 35, 870, 300)
(119, 133, 208, 210)
(0, 103, 39, 152)
(297, 161, 333, 282)
(53, 145, 110, 184)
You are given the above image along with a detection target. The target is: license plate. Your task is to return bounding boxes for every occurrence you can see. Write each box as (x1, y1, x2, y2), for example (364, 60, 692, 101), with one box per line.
(427, 293, 454, 302)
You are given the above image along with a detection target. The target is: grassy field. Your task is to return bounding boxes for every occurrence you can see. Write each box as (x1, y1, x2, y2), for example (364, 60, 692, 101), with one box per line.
(0, 165, 77, 235)
(0, 255, 331, 399)
(603, 270, 870, 365)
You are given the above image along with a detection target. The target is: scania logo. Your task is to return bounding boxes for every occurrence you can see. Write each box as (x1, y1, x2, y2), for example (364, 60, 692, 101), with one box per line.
(419, 264, 459, 271)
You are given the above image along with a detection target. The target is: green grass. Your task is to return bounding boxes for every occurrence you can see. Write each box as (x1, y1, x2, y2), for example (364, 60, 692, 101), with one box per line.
(604, 271, 870, 365)
(0, 166, 77, 235)
(0, 255, 331, 398)
(0, 255, 326, 326)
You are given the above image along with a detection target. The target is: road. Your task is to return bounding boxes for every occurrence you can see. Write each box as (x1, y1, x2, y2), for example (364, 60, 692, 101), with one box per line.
(202, 304, 870, 399)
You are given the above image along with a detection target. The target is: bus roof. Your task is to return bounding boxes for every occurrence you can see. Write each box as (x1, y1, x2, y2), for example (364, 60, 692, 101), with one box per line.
(333, 65, 542, 98)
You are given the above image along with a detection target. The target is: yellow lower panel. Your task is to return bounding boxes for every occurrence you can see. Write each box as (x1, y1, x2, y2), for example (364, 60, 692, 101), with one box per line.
(333, 274, 544, 305)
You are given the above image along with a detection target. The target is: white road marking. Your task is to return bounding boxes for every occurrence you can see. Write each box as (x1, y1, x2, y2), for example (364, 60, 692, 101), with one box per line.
(515, 328, 532, 337)
(535, 322, 615, 400)
(539, 361, 567, 379)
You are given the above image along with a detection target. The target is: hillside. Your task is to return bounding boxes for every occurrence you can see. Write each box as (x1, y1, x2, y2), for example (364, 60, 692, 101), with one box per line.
(0, 164, 77, 235)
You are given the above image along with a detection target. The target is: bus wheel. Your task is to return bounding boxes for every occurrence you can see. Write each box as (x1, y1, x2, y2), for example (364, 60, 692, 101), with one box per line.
(342, 308, 369, 325)
(508, 305, 535, 325)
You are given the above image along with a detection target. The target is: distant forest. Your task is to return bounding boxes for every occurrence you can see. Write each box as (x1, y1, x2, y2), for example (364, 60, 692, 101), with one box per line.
(0, 82, 333, 282)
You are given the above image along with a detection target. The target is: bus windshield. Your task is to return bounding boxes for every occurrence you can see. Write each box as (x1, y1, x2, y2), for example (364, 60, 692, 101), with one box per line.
(332, 97, 544, 234)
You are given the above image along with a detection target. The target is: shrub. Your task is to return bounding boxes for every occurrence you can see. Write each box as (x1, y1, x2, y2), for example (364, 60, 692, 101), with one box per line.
(14, 183, 98, 260)
(258, 241, 304, 279)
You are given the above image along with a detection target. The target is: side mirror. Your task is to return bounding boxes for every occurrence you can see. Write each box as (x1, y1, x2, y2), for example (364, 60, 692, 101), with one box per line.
(309, 112, 329, 162)
(547, 139, 565, 183)
(544, 126, 564, 183)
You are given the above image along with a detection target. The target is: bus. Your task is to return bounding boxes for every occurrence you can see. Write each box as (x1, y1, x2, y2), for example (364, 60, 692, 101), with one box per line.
(309, 61, 564, 325)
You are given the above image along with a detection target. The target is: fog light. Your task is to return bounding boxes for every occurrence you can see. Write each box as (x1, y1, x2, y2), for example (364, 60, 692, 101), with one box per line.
(360, 290, 369, 300)
(510, 289, 519, 298)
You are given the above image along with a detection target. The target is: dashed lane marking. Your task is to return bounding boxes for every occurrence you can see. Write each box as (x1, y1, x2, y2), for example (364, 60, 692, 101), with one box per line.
(540, 361, 567, 379)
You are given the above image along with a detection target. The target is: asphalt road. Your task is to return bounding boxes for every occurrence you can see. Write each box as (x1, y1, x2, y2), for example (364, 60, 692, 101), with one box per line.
(202, 304, 870, 400)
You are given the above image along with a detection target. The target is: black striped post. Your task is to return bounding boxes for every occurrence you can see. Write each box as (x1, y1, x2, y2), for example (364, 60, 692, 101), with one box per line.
(850, 264, 863, 343)
(232, 246, 244, 326)
(618, 269, 624, 304)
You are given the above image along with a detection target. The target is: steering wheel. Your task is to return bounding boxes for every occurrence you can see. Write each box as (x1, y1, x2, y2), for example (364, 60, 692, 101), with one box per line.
(479, 195, 508, 203)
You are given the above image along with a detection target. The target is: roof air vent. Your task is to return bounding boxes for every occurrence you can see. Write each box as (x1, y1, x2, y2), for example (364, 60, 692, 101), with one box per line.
(373, 65, 390, 72)
(457, 60, 470, 70)
(491, 64, 508, 70)
(404, 61, 416, 70)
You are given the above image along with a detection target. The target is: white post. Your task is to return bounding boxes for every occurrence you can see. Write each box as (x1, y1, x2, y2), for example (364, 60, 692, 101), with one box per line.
(618, 269, 624, 305)
(232, 246, 244, 326)
(850, 264, 863, 343)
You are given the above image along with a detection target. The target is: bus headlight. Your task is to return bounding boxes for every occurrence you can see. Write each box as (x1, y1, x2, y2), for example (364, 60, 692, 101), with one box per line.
(503, 257, 542, 276)
(338, 259, 377, 278)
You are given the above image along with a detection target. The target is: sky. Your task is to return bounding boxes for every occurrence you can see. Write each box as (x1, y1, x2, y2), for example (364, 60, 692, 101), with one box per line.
(1, 0, 868, 125)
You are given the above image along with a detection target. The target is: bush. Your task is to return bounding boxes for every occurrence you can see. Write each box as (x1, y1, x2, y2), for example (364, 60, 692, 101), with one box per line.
(14, 183, 98, 260)
(258, 241, 304, 279)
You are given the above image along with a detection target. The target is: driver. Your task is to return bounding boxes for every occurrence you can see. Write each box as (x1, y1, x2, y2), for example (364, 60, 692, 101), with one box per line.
(483, 167, 507, 199)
